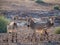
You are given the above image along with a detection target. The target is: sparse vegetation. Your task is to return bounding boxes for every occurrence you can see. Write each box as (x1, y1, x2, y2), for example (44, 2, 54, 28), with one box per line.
(55, 27, 60, 34)
(0, 16, 10, 33)
(54, 5, 60, 10)
(36, 0, 44, 3)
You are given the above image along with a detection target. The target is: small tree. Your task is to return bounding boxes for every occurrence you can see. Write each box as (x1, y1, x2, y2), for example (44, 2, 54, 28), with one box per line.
(0, 16, 10, 33)
(36, 0, 44, 3)
(55, 27, 60, 34)
(54, 5, 60, 10)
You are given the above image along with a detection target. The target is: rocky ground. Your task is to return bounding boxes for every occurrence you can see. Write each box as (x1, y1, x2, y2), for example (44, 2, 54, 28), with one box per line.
(0, 26, 60, 45)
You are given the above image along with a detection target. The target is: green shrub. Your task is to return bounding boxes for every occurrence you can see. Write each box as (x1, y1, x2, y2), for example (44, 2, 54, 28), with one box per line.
(36, 0, 44, 3)
(0, 16, 10, 33)
(54, 5, 60, 10)
(55, 27, 60, 34)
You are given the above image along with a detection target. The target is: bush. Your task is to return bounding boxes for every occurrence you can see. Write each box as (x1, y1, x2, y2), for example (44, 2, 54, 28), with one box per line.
(54, 5, 60, 10)
(0, 16, 10, 33)
(36, 0, 44, 3)
(55, 27, 60, 34)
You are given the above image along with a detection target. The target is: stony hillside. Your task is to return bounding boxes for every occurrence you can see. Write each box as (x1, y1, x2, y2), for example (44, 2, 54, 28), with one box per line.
(0, 0, 60, 17)
(0, 0, 60, 11)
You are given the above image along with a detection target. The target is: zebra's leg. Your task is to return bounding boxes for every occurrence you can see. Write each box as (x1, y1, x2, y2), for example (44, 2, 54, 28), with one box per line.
(32, 30, 37, 42)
